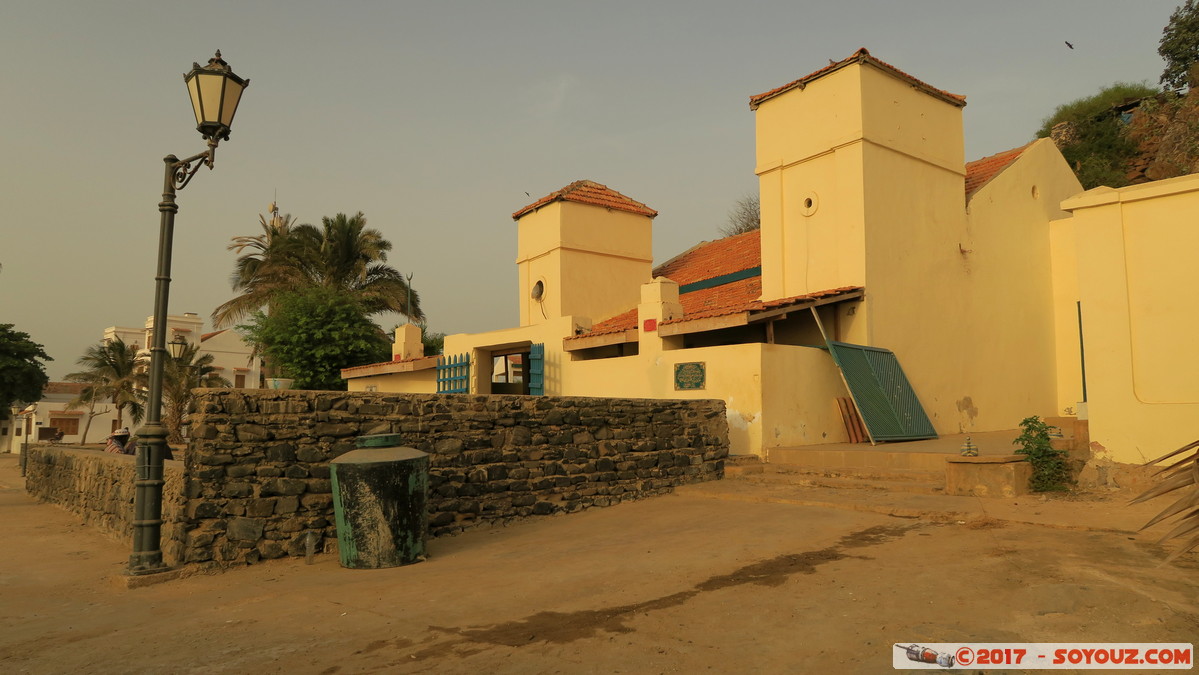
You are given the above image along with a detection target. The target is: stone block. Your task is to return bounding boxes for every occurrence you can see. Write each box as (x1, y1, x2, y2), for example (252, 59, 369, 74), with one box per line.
(260, 478, 307, 496)
(227, 517, 265, 542)
(945, 455, 1033, 498)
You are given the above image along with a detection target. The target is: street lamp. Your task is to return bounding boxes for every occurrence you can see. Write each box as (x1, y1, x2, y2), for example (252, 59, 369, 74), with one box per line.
(168, 335, 189, 360)
(129, 51, 249, 577)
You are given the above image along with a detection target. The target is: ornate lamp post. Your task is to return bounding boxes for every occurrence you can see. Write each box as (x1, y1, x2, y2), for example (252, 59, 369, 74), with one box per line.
(129, 51, 249, 576)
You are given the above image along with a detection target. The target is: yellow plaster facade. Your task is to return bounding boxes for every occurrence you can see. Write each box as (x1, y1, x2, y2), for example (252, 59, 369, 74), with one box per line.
(1057, 175, 1199, 464)
(344, 49, 1194, 467)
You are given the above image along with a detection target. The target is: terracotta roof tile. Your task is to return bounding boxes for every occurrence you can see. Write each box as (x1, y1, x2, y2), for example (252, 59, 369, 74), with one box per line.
(43, 382, 86, 395)
(512, 180, 657, 220)
(964, 143, 1030, 199)
(568, 230, 861, 339)
(662, 286, 862, 325)
(653, 229, 760, 285)
(580, 308, 639, 338)
(749, 48, 966, 110)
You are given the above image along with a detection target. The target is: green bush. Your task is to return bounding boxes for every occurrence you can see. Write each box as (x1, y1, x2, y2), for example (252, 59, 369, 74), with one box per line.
(1013, 416, 1072, 492)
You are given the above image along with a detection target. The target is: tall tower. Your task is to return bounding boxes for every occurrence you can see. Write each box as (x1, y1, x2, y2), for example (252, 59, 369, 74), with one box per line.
(511, 180, 655, 326)
(750, 48, 967, 302)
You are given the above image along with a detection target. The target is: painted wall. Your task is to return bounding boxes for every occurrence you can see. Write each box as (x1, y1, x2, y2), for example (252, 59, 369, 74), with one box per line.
(562, 343, 766, 456)
(865, 138, 1080, 434)
(759, 344, 851, 451)
(201, 329, 260, 388)
(1061, 175, 1199, 464)
(1049, 218, 1084, 418)
(344, 368, 438, 394)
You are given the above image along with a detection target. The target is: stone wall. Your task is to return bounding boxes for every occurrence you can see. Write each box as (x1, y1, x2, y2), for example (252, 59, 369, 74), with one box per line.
(184, 390, 728, 567)
(24, 446, 189, 565)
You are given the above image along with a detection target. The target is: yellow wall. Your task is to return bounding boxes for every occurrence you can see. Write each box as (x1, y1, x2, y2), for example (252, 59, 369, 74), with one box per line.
(1062, 175, 1199, 463)
(1049, 216, 1083, 416)
(759, 344, 851, 450)
(516, 201, 652, 327)
(561, 343, 767, 456)
(345, 369, 438, 394)
(866, 138, 1079, 434)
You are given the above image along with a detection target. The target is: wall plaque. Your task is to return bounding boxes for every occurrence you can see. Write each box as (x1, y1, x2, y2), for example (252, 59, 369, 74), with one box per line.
(674, 362, 706, 390)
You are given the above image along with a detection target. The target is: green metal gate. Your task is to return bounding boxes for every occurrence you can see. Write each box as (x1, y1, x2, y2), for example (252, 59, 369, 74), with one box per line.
(825, 341, 937, 442)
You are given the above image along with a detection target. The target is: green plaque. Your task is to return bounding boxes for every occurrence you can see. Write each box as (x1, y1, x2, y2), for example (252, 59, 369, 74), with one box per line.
(674, 362, 706, 390)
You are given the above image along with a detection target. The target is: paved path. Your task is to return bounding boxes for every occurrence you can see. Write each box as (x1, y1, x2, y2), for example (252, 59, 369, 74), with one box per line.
(1, 455, 1195, 674)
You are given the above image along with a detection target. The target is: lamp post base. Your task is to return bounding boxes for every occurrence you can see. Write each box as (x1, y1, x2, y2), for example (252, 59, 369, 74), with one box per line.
(127, 553, 169, 576)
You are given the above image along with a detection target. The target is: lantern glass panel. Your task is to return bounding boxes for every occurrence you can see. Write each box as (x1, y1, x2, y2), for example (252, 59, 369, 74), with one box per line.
(219, 80, 244, 126)
(196, 72, 226, 125)
(186, 77, 204, 127)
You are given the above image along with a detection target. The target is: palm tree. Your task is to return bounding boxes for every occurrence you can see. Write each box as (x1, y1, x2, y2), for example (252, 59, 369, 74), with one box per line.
(65, 337, 145, 432)
(157, 343, 231, 444)
(212, 210, 423, 328)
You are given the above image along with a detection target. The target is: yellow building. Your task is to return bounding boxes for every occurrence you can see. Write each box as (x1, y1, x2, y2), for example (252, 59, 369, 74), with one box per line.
(345, 49, 1191, 467)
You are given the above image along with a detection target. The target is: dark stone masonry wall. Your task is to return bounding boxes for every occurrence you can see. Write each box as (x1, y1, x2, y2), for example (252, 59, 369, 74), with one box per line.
(24, 447, 189, 564)
(182, 390, 728, 567)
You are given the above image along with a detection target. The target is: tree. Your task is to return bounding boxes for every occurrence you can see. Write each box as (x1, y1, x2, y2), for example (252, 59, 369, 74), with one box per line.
(158, 343, 231, 443)
(1036, 82, 1159, 189)
(420, 325, 445, 357)
(0, 324, 51, 420)
(213, 210, 423, 328)
(239, 287, 391, 391)
(66, 337, 145, 431)
(1160, 0, 1199, 91)
(64, 384, 110, 444)
(719, 194, 760, 237)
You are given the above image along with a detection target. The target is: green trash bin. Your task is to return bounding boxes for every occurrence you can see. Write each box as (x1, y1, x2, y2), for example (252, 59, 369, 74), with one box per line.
(330, 434, 429, 569)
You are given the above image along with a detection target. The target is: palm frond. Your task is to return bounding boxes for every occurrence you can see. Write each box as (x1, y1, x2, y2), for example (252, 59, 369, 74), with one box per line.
(1135, 440, 1199, 560)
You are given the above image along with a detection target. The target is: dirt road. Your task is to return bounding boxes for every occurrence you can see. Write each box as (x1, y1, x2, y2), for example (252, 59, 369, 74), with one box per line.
(0, 455, 1195, 674)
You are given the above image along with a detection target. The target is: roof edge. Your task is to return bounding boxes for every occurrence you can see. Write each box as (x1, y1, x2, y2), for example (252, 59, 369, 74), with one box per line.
(749, 48, 966, 111)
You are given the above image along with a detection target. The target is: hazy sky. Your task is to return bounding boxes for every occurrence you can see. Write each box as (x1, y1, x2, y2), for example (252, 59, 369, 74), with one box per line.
(1, 1, 1179, 380)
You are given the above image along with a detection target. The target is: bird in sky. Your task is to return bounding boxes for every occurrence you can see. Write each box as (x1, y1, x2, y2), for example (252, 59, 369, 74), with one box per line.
(1065, 41, 1074, 49)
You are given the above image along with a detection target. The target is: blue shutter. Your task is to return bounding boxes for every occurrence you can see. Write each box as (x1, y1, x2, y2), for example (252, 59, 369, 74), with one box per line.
(528, 343, 544, 395)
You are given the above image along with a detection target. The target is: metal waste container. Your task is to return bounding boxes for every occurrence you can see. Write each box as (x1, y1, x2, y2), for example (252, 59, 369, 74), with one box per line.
(330, 434, 429, 569)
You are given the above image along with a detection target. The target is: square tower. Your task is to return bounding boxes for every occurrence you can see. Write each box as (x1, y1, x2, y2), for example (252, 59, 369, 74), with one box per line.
(512, 181, 656, 326)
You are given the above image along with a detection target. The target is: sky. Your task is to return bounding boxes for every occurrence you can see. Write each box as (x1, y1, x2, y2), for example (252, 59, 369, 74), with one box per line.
(0, 1, 1181, 380)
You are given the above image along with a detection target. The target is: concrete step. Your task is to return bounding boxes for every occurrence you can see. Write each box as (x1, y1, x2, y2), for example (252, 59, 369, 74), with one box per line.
(737, 470, 945, 495)
(768, 447, 954, 473)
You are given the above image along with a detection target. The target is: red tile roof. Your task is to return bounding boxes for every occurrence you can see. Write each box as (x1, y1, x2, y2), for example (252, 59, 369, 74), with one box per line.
(43, 382, 86, 395)
(749, 48, 967, 110)
(964, 143, 1030, 199)
(654, 229, 760, 285)
(662, 286, 862, 325)
(570, 230, 764, 339)
(512, 180, 658, 220)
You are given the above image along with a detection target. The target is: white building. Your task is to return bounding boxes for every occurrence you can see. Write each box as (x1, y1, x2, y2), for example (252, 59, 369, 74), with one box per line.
(2, 312, 260, 452)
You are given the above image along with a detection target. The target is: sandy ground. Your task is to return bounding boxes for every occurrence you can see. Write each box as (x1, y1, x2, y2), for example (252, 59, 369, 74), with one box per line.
(0, 454, 1195, 674)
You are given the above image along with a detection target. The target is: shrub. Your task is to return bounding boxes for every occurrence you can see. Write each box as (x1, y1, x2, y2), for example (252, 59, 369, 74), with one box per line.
(1013, 416, 1071, 492)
